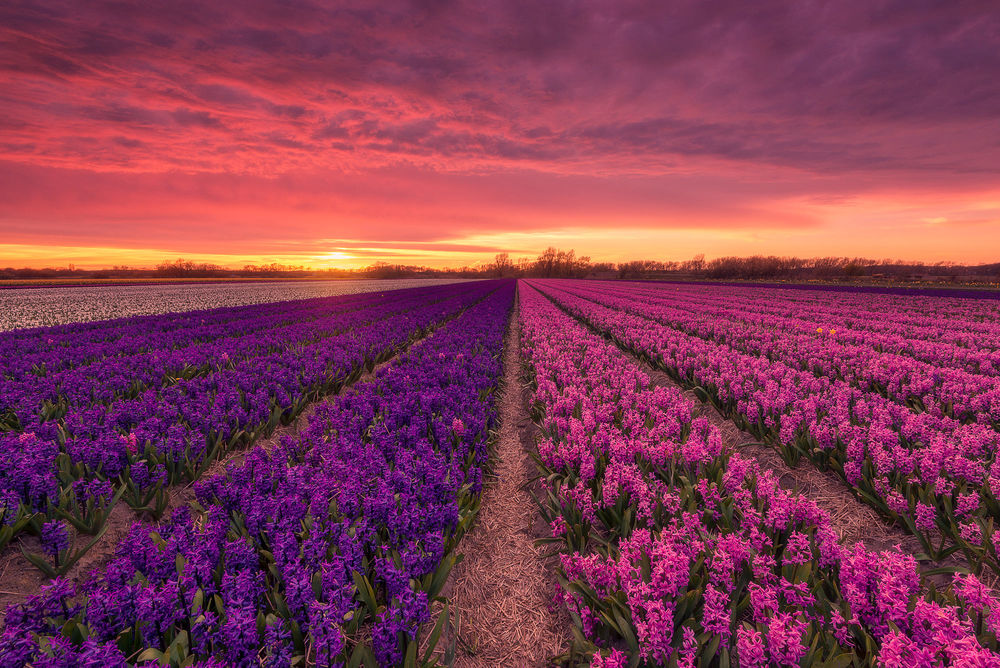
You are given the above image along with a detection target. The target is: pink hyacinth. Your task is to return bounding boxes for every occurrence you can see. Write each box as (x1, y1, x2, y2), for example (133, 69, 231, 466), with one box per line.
(591, 649, 628, 668)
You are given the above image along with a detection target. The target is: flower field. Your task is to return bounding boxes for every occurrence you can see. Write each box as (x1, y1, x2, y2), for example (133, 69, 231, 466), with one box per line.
(1, 282, 499, 560)
(522, 279, 1000, 666)
(527, 281, 1000, 575)
(2, 278, 1000, 666)
(0, 280, 509, 664)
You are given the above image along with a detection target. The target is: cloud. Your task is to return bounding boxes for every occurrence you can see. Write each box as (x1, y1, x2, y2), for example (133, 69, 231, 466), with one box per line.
(0, 0, 998, 263)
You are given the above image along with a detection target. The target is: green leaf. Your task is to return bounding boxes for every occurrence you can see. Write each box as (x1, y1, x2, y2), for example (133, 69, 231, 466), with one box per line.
(427, 552, 459, 599)
(20, 549, 58, 578)
(421, 602, 449, 665)
(348, 643, 377, 668)
(612, 607, 638, 654)
(821, 653, 855, 668)
(135, 647, 167, 663)
(312, 570, 323, 599)
(403, 639, 418, 668)
(190, 588, 205, 614)
(352, 570, 378, 615)
(699, 634, 721, 668)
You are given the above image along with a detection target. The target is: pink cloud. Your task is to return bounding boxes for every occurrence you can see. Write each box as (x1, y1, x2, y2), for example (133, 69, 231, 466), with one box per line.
(0, 160, 828, 253)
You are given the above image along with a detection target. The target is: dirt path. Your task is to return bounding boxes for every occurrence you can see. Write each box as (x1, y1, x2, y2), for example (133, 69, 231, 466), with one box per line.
(439, 295, 570, 667)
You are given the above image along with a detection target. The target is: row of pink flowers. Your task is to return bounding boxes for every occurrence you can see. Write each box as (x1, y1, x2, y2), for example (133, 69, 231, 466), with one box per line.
(554, 280, 1000, 422)
(518, 281, 1000, 666)
(605, 281, 1000, 368)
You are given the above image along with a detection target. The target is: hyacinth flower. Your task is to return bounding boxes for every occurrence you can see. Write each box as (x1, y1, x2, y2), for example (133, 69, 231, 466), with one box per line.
(0, 282, 513, 665)
(21, 518, 109, 578)
(52, 477, 125, 535)
(518, 282, 1000, 666)
(119, 459, 170, 520)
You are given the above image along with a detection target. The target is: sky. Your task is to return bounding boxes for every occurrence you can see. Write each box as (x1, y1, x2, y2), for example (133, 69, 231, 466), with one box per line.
(1, 0, 998, 269)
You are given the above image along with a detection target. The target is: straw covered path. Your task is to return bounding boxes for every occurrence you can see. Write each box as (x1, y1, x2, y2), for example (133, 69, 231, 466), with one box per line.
(439, 295, 570, 666)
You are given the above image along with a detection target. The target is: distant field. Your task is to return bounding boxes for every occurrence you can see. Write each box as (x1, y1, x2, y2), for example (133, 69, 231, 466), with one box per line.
(0, 277, 471, 331)
(0, 276, 366, 288)
(650, 277, 1000, 300)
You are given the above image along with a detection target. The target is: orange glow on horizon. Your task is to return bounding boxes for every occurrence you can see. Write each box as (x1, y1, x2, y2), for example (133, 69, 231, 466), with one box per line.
(3, 195, 999, 273)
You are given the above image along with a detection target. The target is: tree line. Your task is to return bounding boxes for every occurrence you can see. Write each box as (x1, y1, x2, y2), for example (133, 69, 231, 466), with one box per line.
(495, 251, 1000, 282)
(2, 249, 998, 284)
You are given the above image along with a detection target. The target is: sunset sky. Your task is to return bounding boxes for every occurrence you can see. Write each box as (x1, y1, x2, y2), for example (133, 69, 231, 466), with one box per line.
(1, 0, 998, 269)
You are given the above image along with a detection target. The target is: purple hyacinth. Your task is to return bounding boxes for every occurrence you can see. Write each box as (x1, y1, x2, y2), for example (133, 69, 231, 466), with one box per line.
(39, 520, 69, 558)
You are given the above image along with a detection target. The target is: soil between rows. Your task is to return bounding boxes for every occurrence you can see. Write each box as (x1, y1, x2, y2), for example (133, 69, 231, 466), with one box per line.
(427, 294, 570, 666)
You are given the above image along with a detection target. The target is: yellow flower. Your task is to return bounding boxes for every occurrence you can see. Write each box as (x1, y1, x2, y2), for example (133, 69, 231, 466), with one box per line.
(830, 329, 836, 335)
(817, 327, 823, 333)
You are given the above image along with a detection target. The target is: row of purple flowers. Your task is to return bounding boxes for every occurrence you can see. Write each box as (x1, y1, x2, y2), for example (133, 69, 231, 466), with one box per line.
(0, 282, 495, 574)
(1, 288, 415, 380)
(1, 286, 436, 427)
(0, 280, 513, 665)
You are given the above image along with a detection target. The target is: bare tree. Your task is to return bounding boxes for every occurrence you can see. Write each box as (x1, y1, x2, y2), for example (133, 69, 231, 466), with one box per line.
(493, 252, 512, 277)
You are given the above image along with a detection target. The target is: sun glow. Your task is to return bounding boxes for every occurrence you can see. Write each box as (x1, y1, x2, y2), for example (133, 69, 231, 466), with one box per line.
(314, 251, 356, 264)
